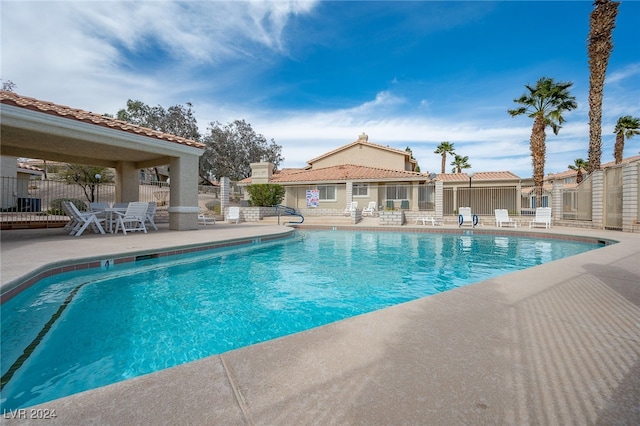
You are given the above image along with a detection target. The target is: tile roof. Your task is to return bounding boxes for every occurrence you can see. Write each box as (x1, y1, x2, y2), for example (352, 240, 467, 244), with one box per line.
(17, 162, 44, 173)
(545, 155, 640, 180)
(243, 164, 429, 184)
(0, 91, 205, 149)
(436, 171, 520, 182)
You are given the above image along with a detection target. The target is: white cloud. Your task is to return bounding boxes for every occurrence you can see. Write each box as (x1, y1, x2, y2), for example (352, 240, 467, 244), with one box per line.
(607, 63, 640, 85)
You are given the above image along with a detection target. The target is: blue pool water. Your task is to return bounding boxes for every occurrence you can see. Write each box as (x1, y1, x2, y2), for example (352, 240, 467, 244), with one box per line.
(1, 230, 601, 409)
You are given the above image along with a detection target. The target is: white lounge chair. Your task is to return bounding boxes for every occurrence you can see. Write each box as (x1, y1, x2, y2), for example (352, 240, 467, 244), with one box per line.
(227, 206, 240, 224)
(529, 207, 552, 229)
(113, 202, 149, 235)
(415, 216, 443, 226)
(198, 214, 216, 225)
(494, 209, 519, 227)
(362, 201, 377, 217)
(144, 201, 158, 230)
(458, 207, 478, 228)
(63, 201, 106, 237)
(344, 201, 358, 216)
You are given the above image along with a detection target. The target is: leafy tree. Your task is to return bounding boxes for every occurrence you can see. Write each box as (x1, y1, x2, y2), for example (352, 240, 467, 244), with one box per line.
(613, 115, 640, 164)
(508, 77, 577, 189)
(116, 99, 201, 140)
(60, 165, 114, 203)
(246, 184, 286, 207)
(587, 0, 619, 172)
(568, 158, 589, 184)
(1, 80, 16, 92)
(450, 154, 471, 173)
(434, 141, 455, 174)
(200, 119, 283, 183)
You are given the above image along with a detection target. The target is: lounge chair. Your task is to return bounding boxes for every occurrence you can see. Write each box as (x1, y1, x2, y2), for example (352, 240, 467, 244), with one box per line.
(113, 202, 149, 235)
(415, 216, 443, 226)
(458, 207, 479, 228)
(362, 201, 377, 217)
(144, 201, 158, 230)
(198, 214, 216, 225)
(529, 207, 552, 228)
(227, 206, 240, 224)
(344, 201, 358, 216)
(62, 200, 106, 236)
(494, 209, 519, 228)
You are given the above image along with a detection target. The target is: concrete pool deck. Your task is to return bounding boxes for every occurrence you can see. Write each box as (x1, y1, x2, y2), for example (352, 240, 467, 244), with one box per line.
(1, 222, 639, 424)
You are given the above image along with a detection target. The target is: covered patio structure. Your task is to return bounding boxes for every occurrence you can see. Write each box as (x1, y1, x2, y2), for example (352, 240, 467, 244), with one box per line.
(0, 91, 204, 230)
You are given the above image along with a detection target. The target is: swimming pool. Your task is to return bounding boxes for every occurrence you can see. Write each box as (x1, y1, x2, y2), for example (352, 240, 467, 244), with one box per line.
(1, 230, 602, 409)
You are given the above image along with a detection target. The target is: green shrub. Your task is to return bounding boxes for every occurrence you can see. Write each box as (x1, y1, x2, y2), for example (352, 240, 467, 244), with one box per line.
(246, 184, 285, 207)
(204, 201, 221, 214)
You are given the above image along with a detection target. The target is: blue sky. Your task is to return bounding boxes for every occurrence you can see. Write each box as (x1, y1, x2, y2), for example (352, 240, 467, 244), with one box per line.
(2, 0, 639, 178)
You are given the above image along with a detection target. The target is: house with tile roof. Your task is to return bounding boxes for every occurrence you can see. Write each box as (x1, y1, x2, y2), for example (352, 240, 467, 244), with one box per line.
(241, 133, 525, 216)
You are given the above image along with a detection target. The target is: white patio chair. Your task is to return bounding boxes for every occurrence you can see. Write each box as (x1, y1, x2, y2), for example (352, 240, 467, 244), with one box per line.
(113, 202, 149, 235)
(62, 200, 106, 237)
(344, 201, 358, 216)
(144, 201, 158, 230)
(458, 207, 479, 228)
(494, 209, 518, 227)
(227, 206, 240, 224)
(415, 216, 443, 226)
(529, 207, 552, 229)
(362, 201, 377, 217)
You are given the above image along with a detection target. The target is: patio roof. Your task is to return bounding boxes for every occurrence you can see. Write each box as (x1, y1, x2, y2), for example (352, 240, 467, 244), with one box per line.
(0, 91, 204, 168)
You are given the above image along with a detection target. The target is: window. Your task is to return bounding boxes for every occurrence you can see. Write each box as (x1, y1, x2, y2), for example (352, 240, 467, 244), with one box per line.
(317, 185, 336, 201)
(385, 184, 409, 200)
(353, 183, 369, 197)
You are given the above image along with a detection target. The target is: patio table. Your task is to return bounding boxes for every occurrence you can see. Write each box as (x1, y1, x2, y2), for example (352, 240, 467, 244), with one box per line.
(102, 207, 128, 233)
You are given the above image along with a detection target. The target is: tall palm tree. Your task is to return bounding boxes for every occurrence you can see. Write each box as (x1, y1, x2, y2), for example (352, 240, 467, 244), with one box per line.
(613, 115, 640, 164)
(508, 77, 577, 189)
(434, 141, 455, 174)
(450, 154, 471, 173)
(587, 0, 619, 172)
(568, 158, 589, 184)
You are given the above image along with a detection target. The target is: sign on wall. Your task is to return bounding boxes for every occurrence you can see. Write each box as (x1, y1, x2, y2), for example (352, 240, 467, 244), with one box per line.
(306, 190, 319, 208)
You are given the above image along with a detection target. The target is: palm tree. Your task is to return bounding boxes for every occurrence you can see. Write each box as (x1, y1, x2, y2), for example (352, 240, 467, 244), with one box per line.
(587, 0, 619, 172)
(508, 77, 577, 189)
(434, 141, 455, 174)
(613, 115, 640, 164)
(568, 158, 589, 184)
(450, 154, 471, 173)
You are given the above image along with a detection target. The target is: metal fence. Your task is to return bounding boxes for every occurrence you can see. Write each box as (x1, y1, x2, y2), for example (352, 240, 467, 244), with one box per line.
(562, 175, 592, 220)
(444, 186, 523, 216)
(0, 177, 171, 228)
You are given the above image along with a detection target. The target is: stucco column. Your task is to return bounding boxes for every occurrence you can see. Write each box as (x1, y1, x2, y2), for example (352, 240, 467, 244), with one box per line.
(116, 161, 139, 203)
(435, 180, 443, 220)
(345, 181, 353, 208)
(411, 183, 419, 211)
(551, 180, 562, 222)
(622, 162, 639, 232)
(591, 170, 604, 229)
(167, 155, 199, 230)
(220, 177, 230, 213)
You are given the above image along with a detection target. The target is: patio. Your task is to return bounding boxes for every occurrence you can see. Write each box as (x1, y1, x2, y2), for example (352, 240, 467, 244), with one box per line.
(1, 223, 639, 424)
